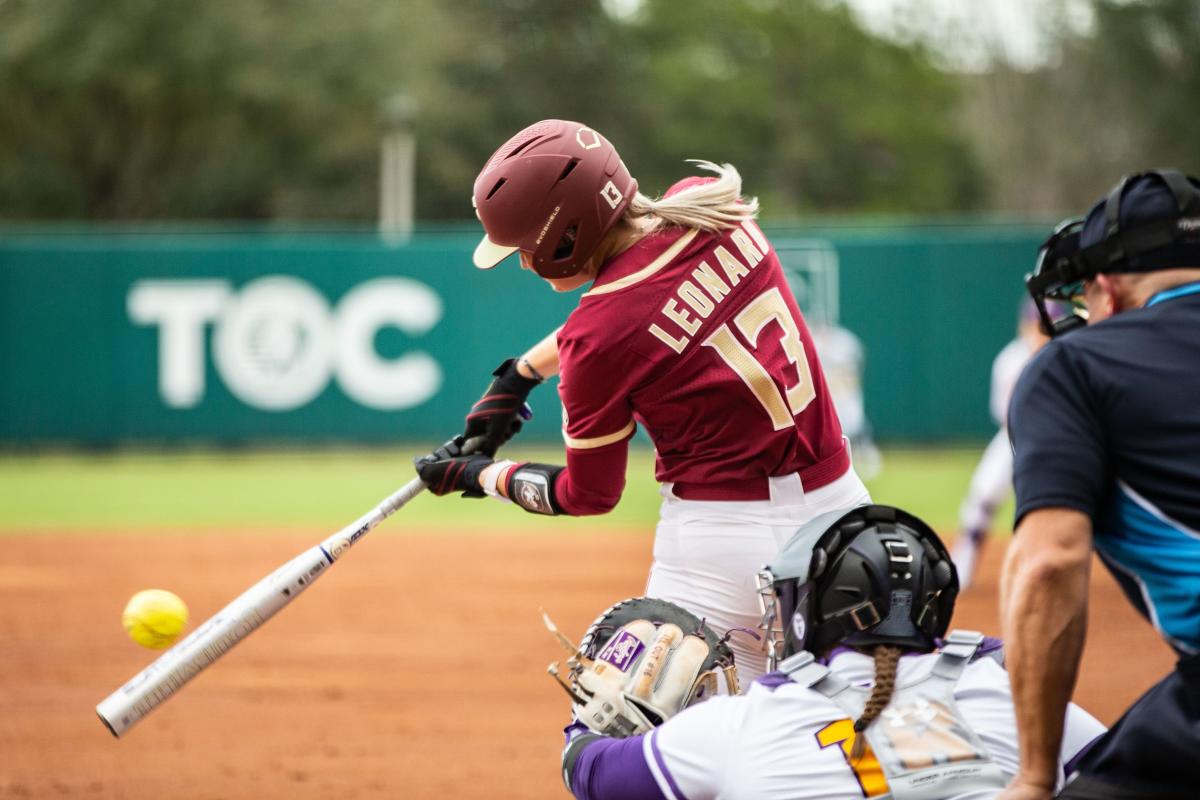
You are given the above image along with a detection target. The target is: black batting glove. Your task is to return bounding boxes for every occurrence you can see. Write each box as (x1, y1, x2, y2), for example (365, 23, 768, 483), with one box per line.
(413, 436, 493, 498)
(464, 358, 541, 457)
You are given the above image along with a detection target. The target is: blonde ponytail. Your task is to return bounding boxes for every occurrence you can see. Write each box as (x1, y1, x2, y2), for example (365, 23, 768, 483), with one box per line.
(627, 160, 759, 234)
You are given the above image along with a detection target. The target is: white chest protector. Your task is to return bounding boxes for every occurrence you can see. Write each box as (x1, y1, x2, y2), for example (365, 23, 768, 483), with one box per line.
(779, 630, 1008, 800)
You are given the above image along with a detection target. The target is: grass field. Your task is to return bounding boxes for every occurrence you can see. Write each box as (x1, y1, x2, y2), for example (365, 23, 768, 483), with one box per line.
(0, 445, 1010, 535)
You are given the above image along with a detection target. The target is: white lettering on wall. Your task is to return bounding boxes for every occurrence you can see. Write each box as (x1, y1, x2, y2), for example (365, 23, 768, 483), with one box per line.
(127, 281, 230, 408)
(334, 278, 442, 410)
(128, 276, 443, 412)
(213, 276, 335, 411)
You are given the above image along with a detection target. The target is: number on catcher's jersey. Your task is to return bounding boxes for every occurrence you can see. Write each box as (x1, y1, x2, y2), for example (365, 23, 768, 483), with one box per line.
(878, 698, 982, 768)
(817, 701, 984, 799)
(816, 719, 888, 798)
(702, 287, 817, 430)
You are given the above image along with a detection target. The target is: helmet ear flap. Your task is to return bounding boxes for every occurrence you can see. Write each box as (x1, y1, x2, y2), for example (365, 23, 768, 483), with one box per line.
(472, 119, 636, 280)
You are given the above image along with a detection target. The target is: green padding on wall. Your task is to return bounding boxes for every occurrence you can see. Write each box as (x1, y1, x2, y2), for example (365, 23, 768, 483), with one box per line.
(0, 224, 1044, 445)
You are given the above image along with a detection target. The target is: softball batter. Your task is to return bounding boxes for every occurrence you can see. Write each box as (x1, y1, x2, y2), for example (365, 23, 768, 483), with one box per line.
(415, 119, 868, 681)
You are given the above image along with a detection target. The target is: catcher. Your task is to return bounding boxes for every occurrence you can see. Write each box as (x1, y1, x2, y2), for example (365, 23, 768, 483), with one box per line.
(550, 505, 1105, 800)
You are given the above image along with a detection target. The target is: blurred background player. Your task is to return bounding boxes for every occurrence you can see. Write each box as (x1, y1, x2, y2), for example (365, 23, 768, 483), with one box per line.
(951, 298, 1049, 590)
(1001, 170, 1200, 800)
(810, 321, 882, 480)
(558, 505, 1105, 800)
(414, 119, 868, 682)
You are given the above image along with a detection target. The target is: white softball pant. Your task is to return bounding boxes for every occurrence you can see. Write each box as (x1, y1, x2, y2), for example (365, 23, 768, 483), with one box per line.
(958, 427, 1014, 533)
(644, 468, 871, 686)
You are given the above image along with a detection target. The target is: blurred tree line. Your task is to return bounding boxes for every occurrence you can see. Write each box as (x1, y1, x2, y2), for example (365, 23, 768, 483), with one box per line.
(965, 0, 1199, 215)
(0, 0, 1193, 222)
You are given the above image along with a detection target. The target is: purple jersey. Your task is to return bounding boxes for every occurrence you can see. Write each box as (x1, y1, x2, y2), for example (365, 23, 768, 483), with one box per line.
(562, 644, 1106, 800)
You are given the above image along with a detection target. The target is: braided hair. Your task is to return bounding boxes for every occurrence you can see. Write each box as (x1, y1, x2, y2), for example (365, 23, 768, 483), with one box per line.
(761, 505, 960, 761)
(850, 645, 903, 760)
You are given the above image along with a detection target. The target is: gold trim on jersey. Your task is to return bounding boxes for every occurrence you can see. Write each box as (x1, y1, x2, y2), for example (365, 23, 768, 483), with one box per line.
(582, 229, 700, 297)
(562, 419, 636, 449)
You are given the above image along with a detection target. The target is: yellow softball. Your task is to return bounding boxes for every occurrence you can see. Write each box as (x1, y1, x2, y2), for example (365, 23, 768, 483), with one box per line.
(122, 589, 189, 649)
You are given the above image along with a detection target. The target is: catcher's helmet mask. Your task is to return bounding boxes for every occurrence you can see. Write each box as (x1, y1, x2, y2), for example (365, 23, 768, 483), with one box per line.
(1027, 169, 1200, 337)
(758, 504, 958, 669)
(472, 119, 637, 279)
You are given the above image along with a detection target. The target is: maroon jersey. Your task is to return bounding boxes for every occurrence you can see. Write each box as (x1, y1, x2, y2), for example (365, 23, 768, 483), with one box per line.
(553, 183, 847, 512)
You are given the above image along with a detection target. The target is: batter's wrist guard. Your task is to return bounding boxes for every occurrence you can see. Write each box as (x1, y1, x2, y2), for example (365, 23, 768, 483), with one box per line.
(493, 357, 543, 390)
(505, 463, 565, 515)
(482, 459, 516, 500)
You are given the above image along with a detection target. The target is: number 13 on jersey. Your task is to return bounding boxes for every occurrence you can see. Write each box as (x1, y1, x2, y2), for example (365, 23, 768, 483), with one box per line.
(703, 287, 817, 430)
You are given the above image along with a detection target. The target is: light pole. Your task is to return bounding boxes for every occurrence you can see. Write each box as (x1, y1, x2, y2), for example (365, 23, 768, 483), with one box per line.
(379, 93, 418, 243)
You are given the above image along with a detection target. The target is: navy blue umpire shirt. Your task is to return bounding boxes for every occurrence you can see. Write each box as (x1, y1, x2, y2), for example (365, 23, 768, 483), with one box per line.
(1009, 281, 1200, 656)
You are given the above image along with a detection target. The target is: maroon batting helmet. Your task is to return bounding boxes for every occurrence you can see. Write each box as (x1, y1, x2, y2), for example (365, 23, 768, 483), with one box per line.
(471, 119, 637, 279)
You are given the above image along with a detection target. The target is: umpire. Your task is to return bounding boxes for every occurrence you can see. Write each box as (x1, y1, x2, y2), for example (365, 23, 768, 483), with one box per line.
(999, 170, 1200, 800)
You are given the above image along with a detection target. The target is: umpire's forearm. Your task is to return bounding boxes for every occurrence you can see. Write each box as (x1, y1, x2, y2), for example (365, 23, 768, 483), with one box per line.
(1000, 508, 1093, 790)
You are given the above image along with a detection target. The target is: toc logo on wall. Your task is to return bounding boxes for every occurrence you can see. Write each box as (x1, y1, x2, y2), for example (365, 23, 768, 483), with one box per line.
(128, 276, 443, 411)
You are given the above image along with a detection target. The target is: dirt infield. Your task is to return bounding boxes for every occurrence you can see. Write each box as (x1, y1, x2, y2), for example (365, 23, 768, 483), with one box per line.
(0, 531, 1177, 799)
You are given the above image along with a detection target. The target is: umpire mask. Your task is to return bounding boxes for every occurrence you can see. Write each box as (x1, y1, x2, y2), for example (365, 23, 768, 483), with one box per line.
(757, 505, 958, 669)
(1027, 169, 1200, 337)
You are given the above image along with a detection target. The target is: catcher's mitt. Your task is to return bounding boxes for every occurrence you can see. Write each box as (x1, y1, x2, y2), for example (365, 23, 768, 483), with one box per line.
(543, 597, 739, 737)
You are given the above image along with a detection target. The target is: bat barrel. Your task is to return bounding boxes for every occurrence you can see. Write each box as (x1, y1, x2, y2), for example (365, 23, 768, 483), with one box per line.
(96, 475, 430, 737)
(97, 605, 271, 736)
(96, 543, 331, 737)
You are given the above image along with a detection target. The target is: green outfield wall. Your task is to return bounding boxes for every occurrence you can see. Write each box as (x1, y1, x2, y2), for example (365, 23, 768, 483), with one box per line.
(0, 222, 1047, 446)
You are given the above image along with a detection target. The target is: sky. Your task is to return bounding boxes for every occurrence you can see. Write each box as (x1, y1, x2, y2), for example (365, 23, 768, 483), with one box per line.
(598, 0, 1100, 72)
(840, 0, 1096, 70)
